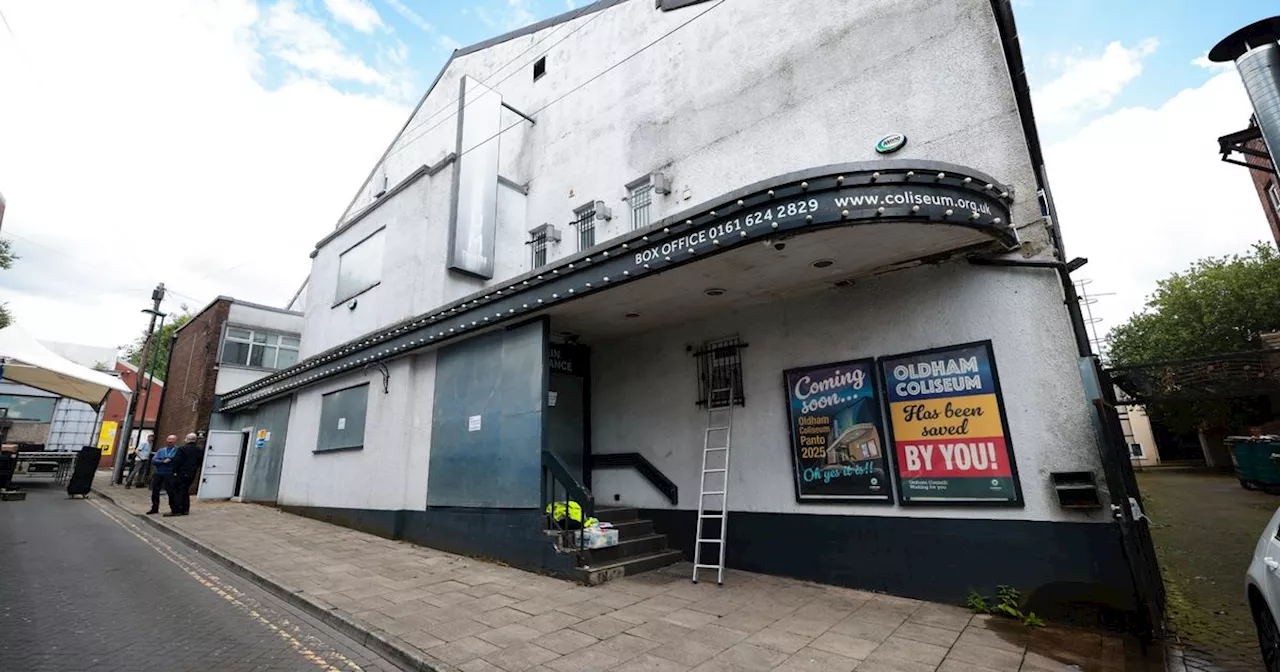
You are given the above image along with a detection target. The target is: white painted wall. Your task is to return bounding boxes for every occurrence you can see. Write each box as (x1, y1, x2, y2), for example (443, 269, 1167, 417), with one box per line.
(590, 259, 1106, 524)
(216, 367, 273, 396)
(302, 175, 457, 357)
(302, 0, 1042, 356)
(228, 302, 303, 336)
(215, 301, 304, 394)
(276, 351, 436, 511)
(1123, 404, 1161, 467)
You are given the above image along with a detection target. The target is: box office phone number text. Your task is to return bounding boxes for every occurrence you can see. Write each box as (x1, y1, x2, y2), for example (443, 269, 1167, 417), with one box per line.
(633, 198, 821, 265)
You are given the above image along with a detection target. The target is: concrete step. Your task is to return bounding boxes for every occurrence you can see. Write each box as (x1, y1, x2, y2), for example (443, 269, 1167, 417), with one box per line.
(577, 533, 669, 566)
(594, 506, 639, 522)
(609, 519, 654, 541)
(578, 549, 685, 586)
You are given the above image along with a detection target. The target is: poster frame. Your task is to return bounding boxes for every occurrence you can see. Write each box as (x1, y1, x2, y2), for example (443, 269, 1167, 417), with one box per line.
(782, 357, 895, 505)
(878, 340, 1024, 508)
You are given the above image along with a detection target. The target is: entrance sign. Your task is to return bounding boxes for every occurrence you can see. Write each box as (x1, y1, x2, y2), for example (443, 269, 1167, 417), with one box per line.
(784, 359, 892, 502)
(880, 341, 1022, 506)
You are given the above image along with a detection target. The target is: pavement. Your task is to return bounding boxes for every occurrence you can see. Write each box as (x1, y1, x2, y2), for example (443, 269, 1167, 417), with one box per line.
(81, 479, 1172, 672)
(1135, 469, 1277, 672)
(0, 478, 404, 672)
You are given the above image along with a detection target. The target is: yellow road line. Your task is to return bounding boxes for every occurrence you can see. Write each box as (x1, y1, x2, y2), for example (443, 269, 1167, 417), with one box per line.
(89, 499, 364, 672)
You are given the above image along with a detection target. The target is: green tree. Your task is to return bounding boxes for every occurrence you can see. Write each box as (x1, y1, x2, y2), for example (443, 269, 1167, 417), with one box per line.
(0, 238, 16, 328)
(121, 305, 194, 378)
(1107, 242, 1280, 437)
(1108, 242, 1280, 366)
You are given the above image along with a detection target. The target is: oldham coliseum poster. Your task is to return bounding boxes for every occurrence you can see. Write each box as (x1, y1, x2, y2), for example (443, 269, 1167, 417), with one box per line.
(784, 359, 892, 502)
(880, 341, 1022, 505)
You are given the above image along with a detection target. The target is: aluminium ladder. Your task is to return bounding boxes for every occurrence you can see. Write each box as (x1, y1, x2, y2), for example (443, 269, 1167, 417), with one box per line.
(692, 387, 734, 585)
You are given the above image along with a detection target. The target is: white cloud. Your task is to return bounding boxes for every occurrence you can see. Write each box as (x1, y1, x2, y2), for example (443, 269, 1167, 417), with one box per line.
(259, 0, 384, 84)
(0, 0, 409, 348)
(476, 0, 536, 32)
(1034, 39, 1158, 125)
(1045, 72, 1269, 344)
(323, 0, 384, 33)
(1192, 51, 1234, 74)
(439, 35, 462, 52)
(384, 0, 433, 34)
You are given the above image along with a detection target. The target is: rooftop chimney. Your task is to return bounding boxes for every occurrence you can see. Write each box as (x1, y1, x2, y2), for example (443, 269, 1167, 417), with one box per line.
(1212, 17, 1280, 173)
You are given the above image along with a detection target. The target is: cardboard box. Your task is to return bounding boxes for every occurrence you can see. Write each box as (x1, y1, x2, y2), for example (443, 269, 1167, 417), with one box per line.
(572, 527, 619, 549)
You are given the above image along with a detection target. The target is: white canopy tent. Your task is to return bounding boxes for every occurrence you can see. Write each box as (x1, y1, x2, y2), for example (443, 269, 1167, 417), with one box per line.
(0, 325, 131, 410)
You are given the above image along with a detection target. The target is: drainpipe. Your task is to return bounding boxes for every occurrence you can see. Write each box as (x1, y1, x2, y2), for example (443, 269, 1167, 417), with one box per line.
(967, 255, 1092, 359)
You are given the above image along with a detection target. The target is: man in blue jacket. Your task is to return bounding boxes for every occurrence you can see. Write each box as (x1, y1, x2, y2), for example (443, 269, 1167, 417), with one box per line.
(147, 435, 177, 515)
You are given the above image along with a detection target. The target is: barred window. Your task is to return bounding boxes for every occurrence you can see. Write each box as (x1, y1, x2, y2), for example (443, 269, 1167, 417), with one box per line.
(574, 206, 596, 251)
(530, 229, 548, 269)
(629, 183, 653, 230)
(693, 336, 746, 407)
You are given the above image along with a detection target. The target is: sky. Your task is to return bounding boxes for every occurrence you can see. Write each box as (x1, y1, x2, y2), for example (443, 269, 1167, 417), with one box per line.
(0, 0, 1275, 355)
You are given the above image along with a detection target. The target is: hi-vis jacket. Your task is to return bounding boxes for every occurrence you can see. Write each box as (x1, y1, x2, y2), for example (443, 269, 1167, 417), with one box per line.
(544, 500, 599, 528)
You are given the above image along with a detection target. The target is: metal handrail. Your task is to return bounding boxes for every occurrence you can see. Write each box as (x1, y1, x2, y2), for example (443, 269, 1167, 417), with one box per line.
(541, 450, 594, 552)
(591, 452, 678, 506)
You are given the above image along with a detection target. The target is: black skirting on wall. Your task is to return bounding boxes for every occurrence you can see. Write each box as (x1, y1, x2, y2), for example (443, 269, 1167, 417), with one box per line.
(278, 504, 578, 579)
(280, 504, 403, 539)
(641, 508, 1137, 624)
(402, 507, 578, 577)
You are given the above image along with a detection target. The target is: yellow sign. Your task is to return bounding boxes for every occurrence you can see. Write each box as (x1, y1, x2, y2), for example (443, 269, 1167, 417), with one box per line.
(886, 394, 1004, 441)
(98, 421, 118, 455)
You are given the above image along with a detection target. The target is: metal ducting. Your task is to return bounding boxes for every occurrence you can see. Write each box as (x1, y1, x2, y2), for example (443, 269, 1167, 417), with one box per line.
(1212, 17, 1280, 172)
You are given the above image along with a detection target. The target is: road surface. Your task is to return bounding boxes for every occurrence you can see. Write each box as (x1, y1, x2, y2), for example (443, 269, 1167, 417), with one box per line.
(0, 479, 402, 672)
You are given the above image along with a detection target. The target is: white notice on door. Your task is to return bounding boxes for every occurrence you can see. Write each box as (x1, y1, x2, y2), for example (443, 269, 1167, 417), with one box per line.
(468, 415, 482, 432)
(337, 417, 346, 430)
(548, 391, 558, 407)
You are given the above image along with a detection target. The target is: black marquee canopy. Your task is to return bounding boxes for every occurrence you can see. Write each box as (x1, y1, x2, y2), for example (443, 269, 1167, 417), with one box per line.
(221, 160, 1017, 412)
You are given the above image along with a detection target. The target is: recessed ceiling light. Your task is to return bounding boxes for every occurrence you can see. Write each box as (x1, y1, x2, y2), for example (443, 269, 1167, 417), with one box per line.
(704, 288, 726, 297)
(812, 259, 835, 269)
(625, 312, 640, 318)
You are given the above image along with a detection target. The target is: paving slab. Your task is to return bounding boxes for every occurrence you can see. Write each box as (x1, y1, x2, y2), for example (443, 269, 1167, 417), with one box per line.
(92, 484, 1169, 672)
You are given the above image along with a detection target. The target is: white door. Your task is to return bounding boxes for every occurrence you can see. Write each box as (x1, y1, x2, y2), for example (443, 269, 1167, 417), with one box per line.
(198, 431, 244, 500)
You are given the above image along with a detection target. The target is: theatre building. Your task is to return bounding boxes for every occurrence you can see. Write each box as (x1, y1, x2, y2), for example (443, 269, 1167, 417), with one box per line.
(216, 0, 1148, 622)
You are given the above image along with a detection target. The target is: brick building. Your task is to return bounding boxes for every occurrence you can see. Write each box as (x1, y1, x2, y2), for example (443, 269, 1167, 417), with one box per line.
(99, 360, 164, 468)
(1220, 119, 1280, 243)
(1244, 136, 1280, 243)
(156, 297, 302, 446)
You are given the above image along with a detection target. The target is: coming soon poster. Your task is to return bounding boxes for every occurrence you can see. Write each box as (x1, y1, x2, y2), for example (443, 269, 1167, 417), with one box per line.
(783, 359, 892, 502)
(880, 341, 1022, 506)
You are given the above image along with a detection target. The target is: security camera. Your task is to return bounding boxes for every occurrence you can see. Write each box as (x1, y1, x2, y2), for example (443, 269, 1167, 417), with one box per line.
(773, 242, 786, 251)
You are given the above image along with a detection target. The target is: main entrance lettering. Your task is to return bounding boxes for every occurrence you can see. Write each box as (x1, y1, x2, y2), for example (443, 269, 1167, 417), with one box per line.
(632, 183, 1007, 267)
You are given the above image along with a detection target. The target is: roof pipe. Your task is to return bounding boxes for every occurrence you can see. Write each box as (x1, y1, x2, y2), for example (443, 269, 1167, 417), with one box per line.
(969, 255, 1092, 359)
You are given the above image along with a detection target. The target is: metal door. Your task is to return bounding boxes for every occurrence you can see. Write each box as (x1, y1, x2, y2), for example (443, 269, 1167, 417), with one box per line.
(547, 372, 585, 485)
(198, 431, 245, 500)
(1082, 357, 1167, 640)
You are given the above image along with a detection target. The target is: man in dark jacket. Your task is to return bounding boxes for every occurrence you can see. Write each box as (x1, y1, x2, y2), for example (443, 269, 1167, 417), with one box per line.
(165, 433, 203, 517)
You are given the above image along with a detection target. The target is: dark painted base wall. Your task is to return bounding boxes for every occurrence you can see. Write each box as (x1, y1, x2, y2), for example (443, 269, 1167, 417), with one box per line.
(643, 509, 1137, 626)
(279, 505, 578, 579)
(403, 508, 578, 577)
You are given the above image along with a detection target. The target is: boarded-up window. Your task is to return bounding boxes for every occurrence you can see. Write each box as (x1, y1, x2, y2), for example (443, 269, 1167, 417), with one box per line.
(336, 230, 384, 303)
(317, 384, 369, 452)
